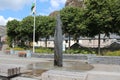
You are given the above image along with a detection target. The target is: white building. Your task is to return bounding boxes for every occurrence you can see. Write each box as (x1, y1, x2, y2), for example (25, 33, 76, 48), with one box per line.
(34, 34, 120, 48)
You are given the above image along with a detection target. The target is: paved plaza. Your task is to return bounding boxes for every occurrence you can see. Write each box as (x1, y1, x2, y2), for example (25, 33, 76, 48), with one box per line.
(0, 51, 120, 80)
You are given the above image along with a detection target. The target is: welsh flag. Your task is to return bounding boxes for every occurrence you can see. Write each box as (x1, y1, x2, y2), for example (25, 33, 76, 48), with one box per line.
(31, 2, 36, 14)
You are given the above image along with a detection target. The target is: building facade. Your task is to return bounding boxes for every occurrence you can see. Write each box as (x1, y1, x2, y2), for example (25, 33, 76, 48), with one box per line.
(34, 34, 120, 48)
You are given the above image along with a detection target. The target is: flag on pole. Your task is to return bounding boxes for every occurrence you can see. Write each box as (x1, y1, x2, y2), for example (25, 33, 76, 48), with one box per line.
(31, 2, 36, 14)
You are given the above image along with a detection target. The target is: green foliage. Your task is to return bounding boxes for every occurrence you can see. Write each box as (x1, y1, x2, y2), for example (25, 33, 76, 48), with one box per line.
(21, 16, 34, 42)
(84, 0, 111, 36)
(36, 16, 56, 47)
(6, 37, 12, 47)
(105, 50, 120, 56)
(7, 19, 20, 35)
(6, 15, 56, 48)
(37, 16, 55, 37)
(37, 16, 55, 36)
(6, 19, 21, 47)
(64, 48, 96, 54)
(13, 47, 24, 51)
(35, 47, 53, 53)
(6, 47, 11, 50)
(83, 0, 120, 55)
(5, 47, 24, 51)
(84, 0, 120, 36)
(60, 7, 86, 40)
(108, 0, 120, 35)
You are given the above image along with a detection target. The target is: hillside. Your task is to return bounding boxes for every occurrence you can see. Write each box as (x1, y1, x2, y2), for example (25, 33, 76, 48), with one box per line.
(0, 26, 6, 36)
(65, 0, 84, 8)
(49, 0, 84, 17)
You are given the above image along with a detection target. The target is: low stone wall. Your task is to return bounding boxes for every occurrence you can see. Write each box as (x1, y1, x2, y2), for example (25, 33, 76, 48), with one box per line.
(32, 53, 120, 65)
(9, 50, 32, 58)
(31, 54, 89, 60)
(88, 56, 120, 65)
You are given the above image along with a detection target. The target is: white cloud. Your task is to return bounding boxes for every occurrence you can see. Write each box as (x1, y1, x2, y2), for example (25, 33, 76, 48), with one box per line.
(50, 0, 59, 8)
(47, 0, 66, 14)
(7, 17, 16, 21)
(0, 16, 6, 25)
(0, 0, 32, 10)
(0, 16, 19, 25)
(50, 0, 66, 8)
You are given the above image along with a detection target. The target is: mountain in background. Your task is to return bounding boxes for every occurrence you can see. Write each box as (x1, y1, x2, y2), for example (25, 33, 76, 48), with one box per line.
(49, 0, 84, 17)
(65, 0, 84, 8)
(49, 11, 59, 17)
(0, 25, 6, 37)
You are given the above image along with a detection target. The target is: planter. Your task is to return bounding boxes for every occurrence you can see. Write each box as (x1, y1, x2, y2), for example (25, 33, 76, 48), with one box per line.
(10, 49, 14, 54)
(26, 50, 32, 58)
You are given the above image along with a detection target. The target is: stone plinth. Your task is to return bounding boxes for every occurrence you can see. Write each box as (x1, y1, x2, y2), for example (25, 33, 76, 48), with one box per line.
(41, 70, 87, 80)
(0, 64, 21, 77)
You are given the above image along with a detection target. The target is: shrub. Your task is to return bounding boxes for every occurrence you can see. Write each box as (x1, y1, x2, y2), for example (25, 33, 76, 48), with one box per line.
(64, 48, 96, 54)
(6, 47, 11, 50)
(13, 47, 24, 50)
(105, 50, 120, 56)
(35, 47, 53, 53)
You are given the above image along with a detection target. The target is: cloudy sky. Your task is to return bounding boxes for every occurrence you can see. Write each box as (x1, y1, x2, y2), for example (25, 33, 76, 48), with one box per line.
(0, 0, 66, 25)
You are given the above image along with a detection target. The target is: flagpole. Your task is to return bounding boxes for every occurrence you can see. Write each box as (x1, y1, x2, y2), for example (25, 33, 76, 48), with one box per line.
(33, 0, 36, 53)
(33, 13, 35, 53)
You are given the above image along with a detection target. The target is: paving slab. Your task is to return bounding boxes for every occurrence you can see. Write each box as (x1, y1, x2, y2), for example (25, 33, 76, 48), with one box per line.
(12, 77, 38, 80)
(1, 51, 120, 80)
(87, 71, 120, 80)
(92, 64, 120, 72)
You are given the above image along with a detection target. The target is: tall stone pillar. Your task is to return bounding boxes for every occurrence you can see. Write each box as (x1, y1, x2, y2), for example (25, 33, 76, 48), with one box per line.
(54, 14, 63, 67)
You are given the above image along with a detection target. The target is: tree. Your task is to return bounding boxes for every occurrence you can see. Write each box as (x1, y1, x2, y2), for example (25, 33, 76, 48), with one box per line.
(60, 7, 85, 47)
(6, 19, 20, 47)
(107, 0, 120, 35)
(20, 16, 34, 47)
(84, 0, 118, 54)
(6, 15, 55, 48)
(37, 16, 56, 47)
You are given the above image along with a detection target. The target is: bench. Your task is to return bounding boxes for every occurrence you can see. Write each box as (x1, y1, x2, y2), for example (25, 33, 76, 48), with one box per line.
(18, 52, 26, 57)
(0, 64, 21, 80)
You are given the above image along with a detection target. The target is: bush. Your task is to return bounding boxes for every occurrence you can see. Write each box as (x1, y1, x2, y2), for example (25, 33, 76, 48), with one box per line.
(105, 50, 120, 56)
(6, 47, 11, 50)
(6, 47, 24, 51)
(35, 47, 53, 53)
(64, 48, 96, 54)
(13, 47, 24, 50)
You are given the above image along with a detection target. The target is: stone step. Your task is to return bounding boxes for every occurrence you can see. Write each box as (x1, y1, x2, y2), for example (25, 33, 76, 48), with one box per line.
(41, 70, 87, 80)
